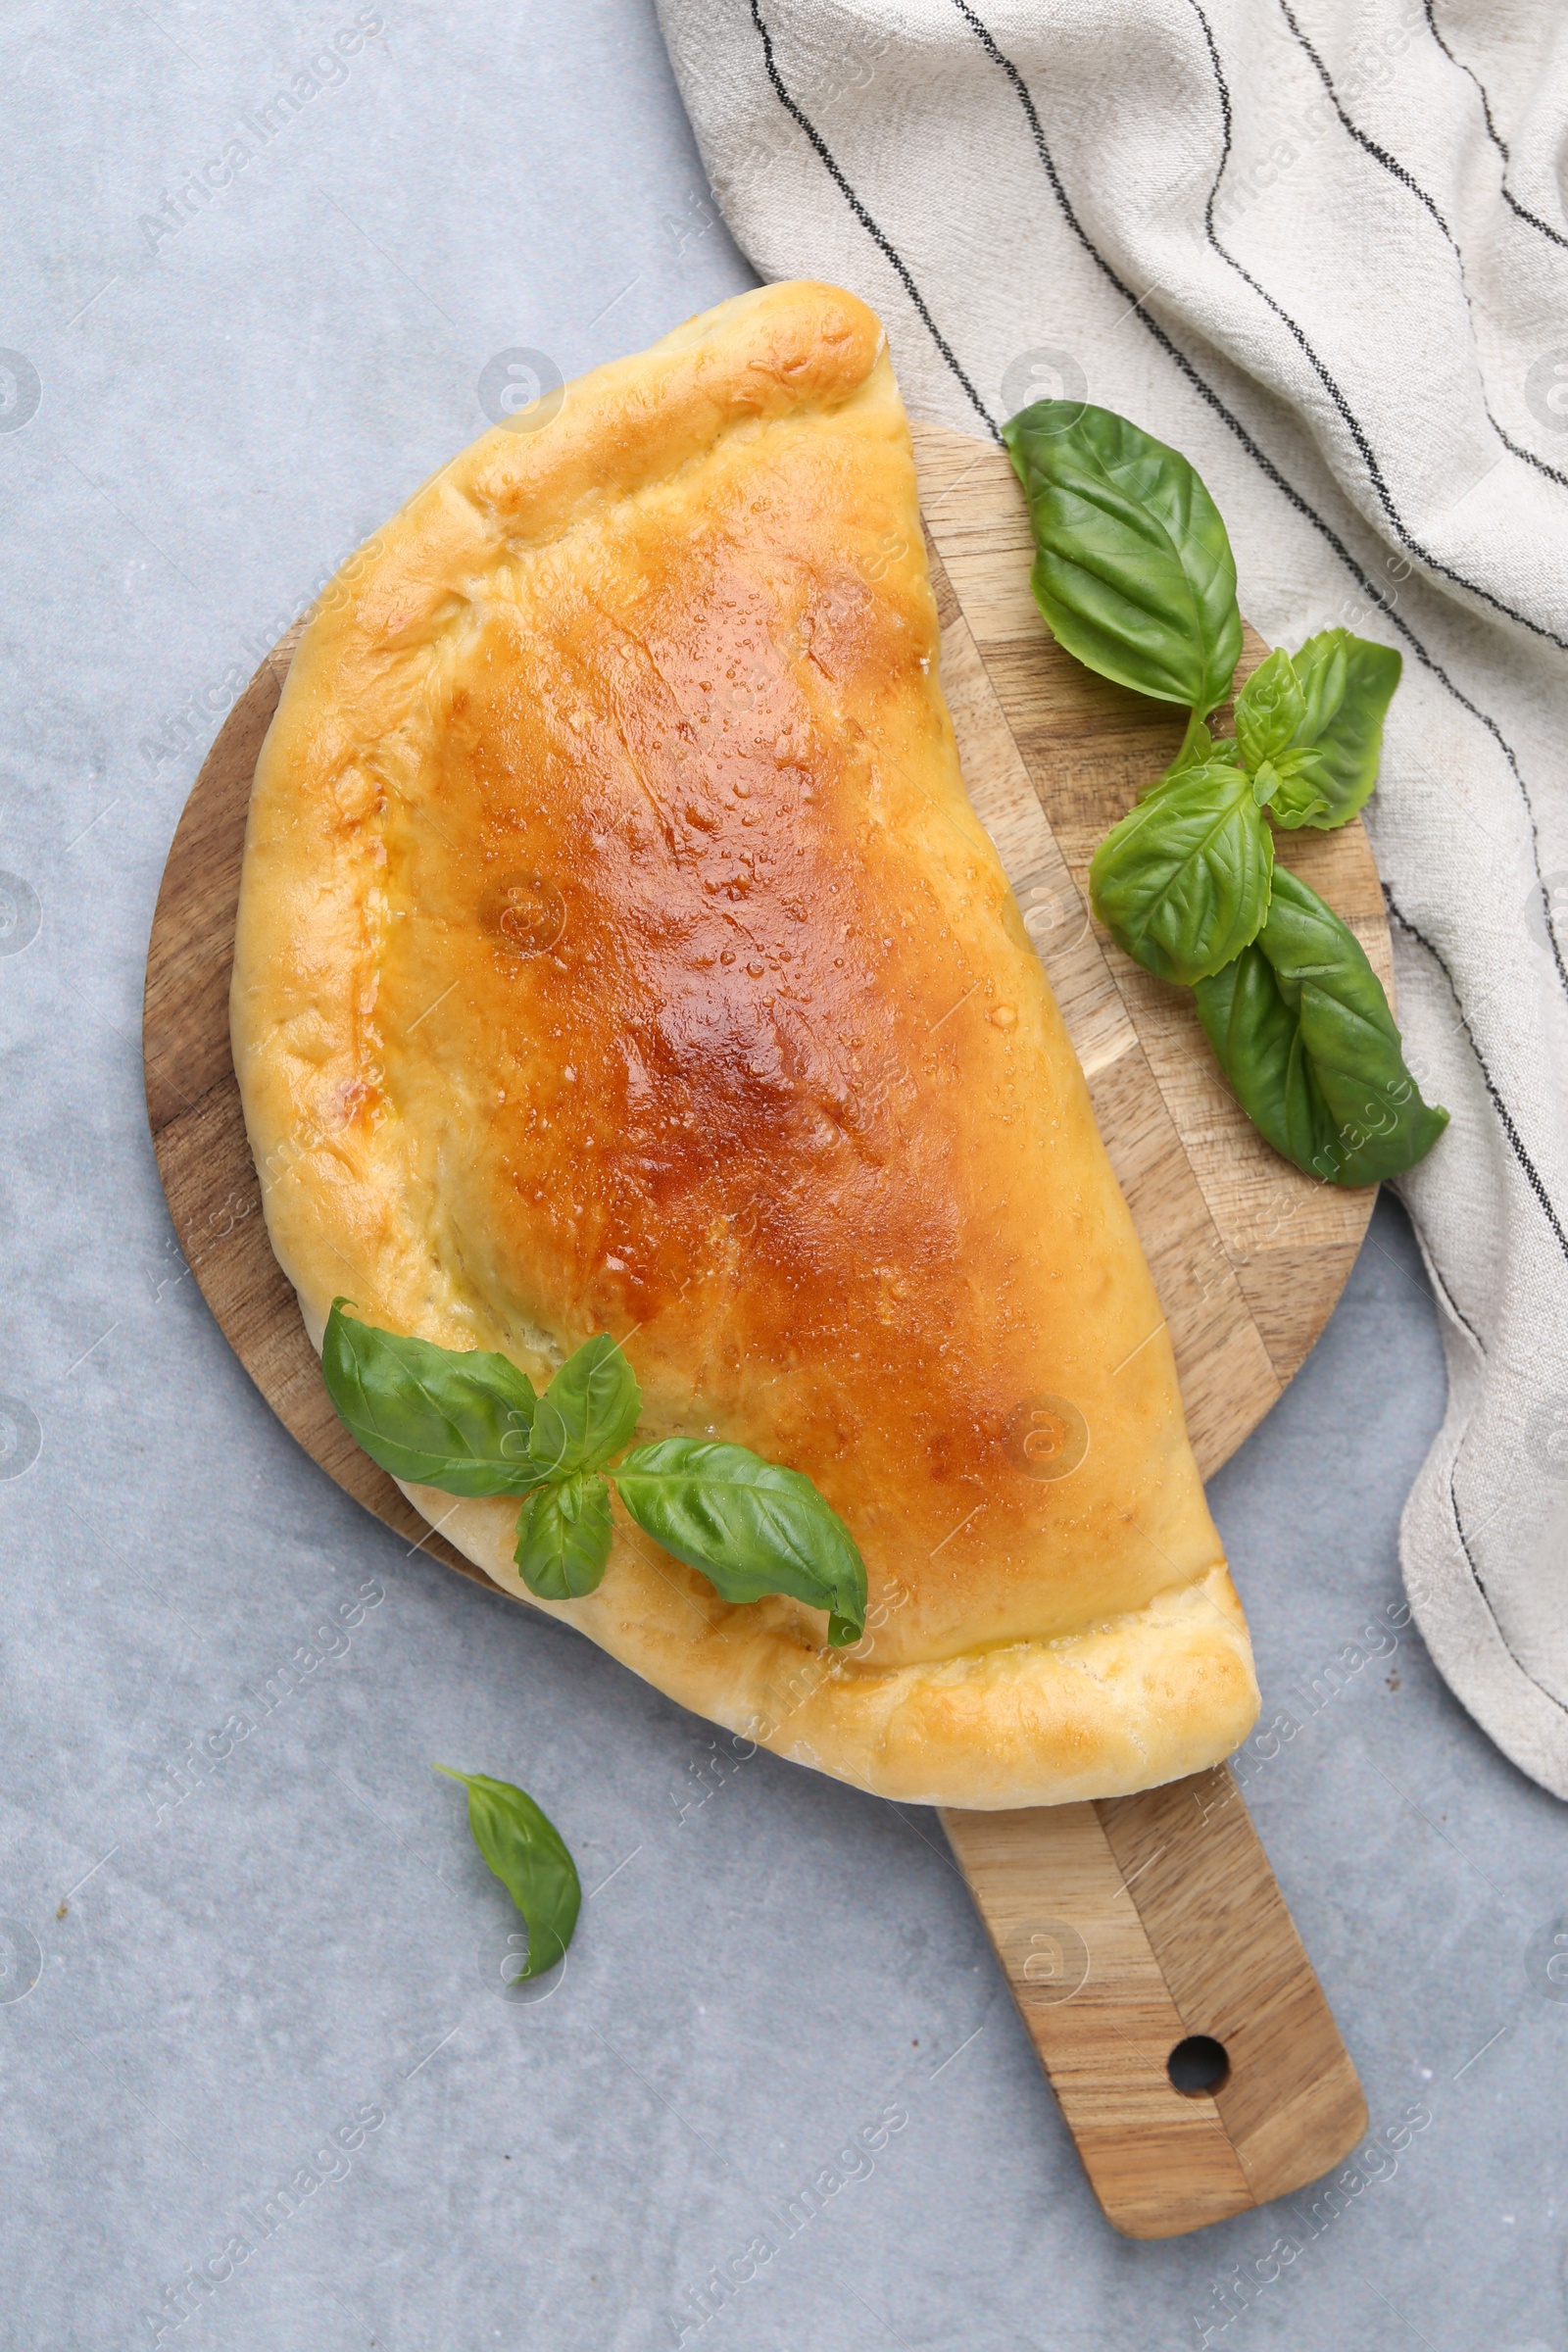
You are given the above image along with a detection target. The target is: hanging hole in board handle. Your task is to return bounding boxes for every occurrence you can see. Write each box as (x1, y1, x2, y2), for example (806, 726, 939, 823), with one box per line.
(1167, 2034, 1230, 2098)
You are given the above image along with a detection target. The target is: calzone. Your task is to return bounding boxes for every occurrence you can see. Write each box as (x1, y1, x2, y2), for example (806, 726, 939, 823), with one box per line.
(232, 280, 1259, 1807)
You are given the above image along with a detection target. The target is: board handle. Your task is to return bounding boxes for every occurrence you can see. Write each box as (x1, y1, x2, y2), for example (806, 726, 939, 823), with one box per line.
(941, 1764, 1367, 2239)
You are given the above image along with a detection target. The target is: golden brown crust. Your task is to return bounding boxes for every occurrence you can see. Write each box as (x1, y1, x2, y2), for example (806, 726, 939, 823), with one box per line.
(232, 280, 1258, 1806)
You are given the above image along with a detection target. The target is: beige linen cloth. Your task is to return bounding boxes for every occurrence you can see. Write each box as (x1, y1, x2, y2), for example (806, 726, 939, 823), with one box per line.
(653, 0, 1568, 1796)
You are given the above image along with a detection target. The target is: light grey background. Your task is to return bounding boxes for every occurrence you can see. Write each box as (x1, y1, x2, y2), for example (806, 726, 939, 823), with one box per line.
(1, 3, 1563, 2347)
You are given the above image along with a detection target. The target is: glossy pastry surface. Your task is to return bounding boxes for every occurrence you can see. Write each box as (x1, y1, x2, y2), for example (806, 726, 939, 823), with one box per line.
(231, 280, 1258, 1805)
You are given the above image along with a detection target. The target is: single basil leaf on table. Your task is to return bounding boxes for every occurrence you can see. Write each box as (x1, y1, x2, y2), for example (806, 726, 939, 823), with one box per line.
(1267, 629, 1401, 830)
(529, 1332, 642, 1477)
(321, 1299, 538, 1494)
(1090, 761, 1274, 984)
(1193, 865, 1448, 1185)
(434, 1766, 580, 1978)
(611, 1438, 867, 1646)
(1234, 646, 1306, 769)
(1003, 400, 1244, 714)
(514, 1472, 614, 1598)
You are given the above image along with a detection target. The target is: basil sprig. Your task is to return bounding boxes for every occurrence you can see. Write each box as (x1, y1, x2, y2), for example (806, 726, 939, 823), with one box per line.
(1004, 396, 1445, 1188)
(435, 1766, 579, 1978)
(1193, 867, 1448, 1186)
(321, 1305, 867, 1645)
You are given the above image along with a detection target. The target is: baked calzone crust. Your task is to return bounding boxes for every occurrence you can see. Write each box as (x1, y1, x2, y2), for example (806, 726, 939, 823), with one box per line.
(231, 280, 1258, 1806)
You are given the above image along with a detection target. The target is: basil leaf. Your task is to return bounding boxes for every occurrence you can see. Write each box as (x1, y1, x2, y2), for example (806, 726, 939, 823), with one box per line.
(1090, 762, 1274, 984)
(514, 1473, 613, 1599)
(1267, 630, 1401, 831)
(1193, 865, 1448, 1185)
(529, 1333, 641, 1478)
(1004, 401, 1243, 713)
(321, 1299, 538, 1494)
(1255, 745, 1330, 826)
(1235, 647, 1305, 769)
(433, 1766, 579, 1978)
(1293, 628, 1353, 736)
(611, 1439, 866, 1646)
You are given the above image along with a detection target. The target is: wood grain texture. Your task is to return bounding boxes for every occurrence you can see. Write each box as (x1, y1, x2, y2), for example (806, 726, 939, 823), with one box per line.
(941, 1770, 1368, 2237)
(141, 419, 1374, 2237)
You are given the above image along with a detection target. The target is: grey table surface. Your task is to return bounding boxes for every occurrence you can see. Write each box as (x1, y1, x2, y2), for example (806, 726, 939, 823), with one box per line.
(2, 4, 1563, 2348)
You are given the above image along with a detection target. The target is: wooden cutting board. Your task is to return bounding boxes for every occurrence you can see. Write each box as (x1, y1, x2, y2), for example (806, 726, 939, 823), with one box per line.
(142, 420, 1378, 2239)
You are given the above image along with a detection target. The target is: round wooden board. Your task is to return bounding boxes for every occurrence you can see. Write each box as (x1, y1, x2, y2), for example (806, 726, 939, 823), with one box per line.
(142, 421, 1388, 1584)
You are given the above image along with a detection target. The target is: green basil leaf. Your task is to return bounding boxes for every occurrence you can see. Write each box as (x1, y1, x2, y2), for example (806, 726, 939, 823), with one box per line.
(1258, 746, 1332, 826)
(1235, 647, 1305, 769)
(321, 1299, 538, 1494)
(1193, 865, 1448, 1185)
(529, 1333, 641, 1478)
(513, 1473, 613, 1599)
(1004, 401, 1243, 713)
(1267, 629, 1401, 830)
(1293, 628, 1352, 736)
(611, 1439, 866, 1646)
(1090, 762, 1274, 984)
(433, 1766, 580, 1978)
